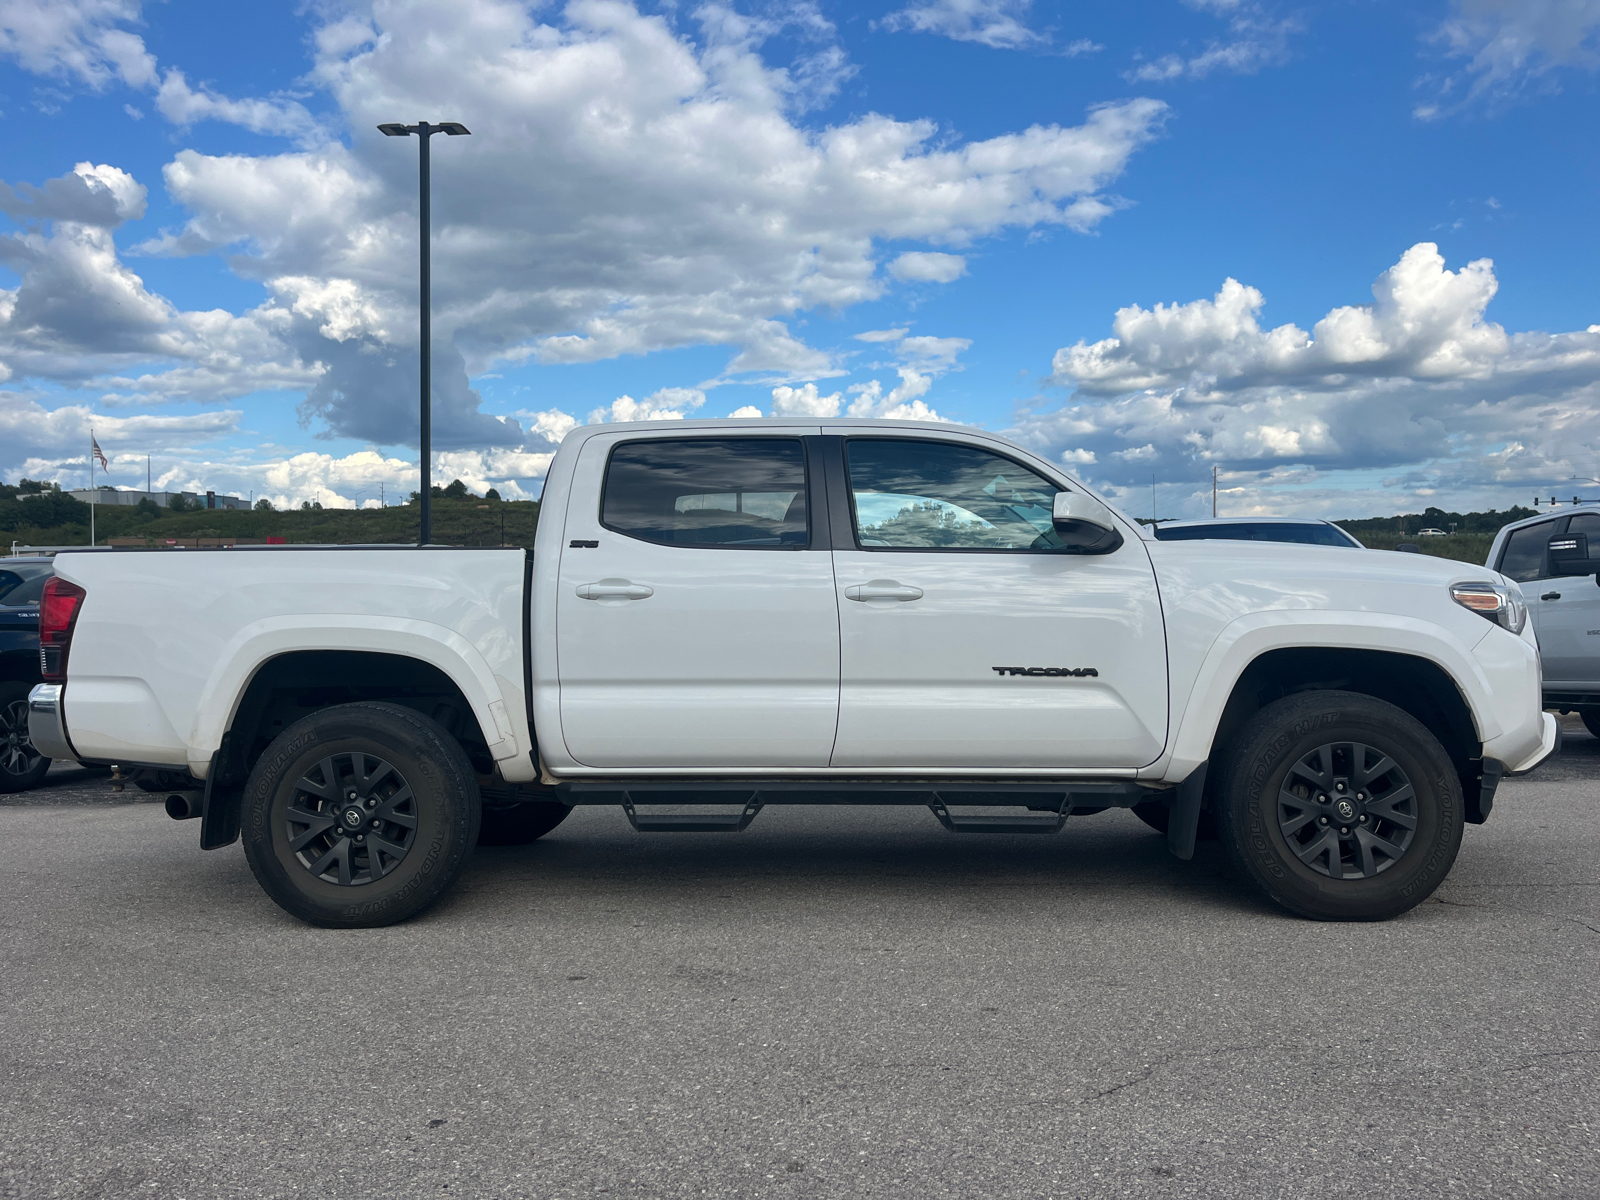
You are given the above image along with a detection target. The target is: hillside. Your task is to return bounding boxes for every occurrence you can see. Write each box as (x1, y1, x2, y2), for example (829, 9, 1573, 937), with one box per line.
(1, 484, 540, 551)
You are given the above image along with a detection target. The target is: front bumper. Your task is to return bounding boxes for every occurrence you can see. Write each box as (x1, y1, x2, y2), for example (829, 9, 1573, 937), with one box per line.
(27, 683, 76, 762)
(1505, 711, 1561, 776)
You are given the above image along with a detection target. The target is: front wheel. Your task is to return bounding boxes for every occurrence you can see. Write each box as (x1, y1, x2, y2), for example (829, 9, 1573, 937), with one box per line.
(1215, 690, 1463, 921)
(241, 702, 481, 928)
(0, 681, 51, 793)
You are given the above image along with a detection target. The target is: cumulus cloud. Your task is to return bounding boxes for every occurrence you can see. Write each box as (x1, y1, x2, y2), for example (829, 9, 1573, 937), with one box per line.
(771, 382, 843, 417)
(1415, 0, 1600, 119)
(1126, 1, 1298, 83)
(881, 0, 1048, 50)
(1013, 242, 1600, 516)
(0, 0, 155, 89)
(888, 251, 967, 283)
(0, 0, 1168, 499)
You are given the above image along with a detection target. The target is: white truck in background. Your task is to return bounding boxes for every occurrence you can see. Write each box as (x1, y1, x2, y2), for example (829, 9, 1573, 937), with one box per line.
(29, 419, 1557, 927)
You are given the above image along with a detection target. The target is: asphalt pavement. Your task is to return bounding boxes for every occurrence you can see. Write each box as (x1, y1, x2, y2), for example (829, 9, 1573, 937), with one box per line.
(2, 726, 1597, 1200)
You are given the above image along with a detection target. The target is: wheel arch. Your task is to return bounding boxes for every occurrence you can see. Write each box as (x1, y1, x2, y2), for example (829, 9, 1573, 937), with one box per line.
(188, 618, 531, 778)
(219, 649, 501, 779)
(1182, 643, 1490, 824)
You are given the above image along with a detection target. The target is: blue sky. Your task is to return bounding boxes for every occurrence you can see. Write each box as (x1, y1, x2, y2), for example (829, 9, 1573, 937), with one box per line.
(1, 0, 1597, 518)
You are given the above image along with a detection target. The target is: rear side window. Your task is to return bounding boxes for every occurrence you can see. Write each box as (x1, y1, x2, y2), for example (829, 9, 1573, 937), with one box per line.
(1498, 521, 1555, 583)
(602, 437, 808, 549)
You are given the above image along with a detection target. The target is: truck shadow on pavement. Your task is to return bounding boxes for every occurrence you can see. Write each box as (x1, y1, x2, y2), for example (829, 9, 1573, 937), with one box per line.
(455, 807, 1267, 922)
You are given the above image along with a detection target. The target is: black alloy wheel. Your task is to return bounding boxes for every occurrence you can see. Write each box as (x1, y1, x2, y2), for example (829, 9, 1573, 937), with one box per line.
(1216, 690, 1463, 921)
(285, 752, 419, 886)
(242, 701, 481, 927)
(0, 681, 51, 793)
(1275, 742, 1417, 879)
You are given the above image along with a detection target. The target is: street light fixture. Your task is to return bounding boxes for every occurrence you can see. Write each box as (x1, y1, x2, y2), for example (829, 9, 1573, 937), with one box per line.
(378, 120, 471, 546)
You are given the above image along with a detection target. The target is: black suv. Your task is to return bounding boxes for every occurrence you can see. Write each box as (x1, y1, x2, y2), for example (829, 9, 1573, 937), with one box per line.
(0, 557, 54, 791)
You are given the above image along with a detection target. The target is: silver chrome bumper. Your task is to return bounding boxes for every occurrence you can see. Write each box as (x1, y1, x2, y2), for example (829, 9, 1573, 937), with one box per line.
(27, 683, 75, 762)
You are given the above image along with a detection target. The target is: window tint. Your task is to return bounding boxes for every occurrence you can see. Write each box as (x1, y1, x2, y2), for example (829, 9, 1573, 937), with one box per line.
(1565, 512, 1600, 539)
(602, 438, 808, 549)
(1498, 521, 1556, 583)
(0, 572, 48, 606)
(845, 439, 1065, 551)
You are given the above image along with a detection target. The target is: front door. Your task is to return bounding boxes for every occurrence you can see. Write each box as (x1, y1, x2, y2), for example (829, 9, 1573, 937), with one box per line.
(556, 431, 841, 768)
(828, 434, 1167, 770)
(1532, 512, 1600, 686)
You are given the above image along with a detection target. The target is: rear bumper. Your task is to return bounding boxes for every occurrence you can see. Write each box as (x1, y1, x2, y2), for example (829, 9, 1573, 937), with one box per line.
(26, 683, 75, 762)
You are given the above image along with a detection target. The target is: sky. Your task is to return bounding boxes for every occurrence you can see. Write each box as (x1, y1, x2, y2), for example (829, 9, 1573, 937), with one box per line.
(0, 0, 1598, 519)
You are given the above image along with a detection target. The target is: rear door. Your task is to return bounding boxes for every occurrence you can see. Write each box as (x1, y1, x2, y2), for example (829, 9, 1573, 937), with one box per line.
(826, 433, 1168, 770)
(555, 431, 841, 768)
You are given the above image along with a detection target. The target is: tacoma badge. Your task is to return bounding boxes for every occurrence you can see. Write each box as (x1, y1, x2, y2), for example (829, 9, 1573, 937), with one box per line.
(991, 666, 1099, 677)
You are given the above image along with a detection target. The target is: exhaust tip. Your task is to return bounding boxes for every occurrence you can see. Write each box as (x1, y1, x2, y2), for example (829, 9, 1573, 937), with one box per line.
(165, 793, 202, 820)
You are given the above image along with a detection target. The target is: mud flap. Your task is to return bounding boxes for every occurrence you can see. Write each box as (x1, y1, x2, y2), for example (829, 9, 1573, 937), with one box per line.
(1166, 762, 1209, 861)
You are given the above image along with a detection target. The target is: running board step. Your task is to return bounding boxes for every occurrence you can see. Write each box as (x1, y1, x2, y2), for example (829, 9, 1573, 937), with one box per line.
(621, 796, 763, 833)
(928, 801, 1067, 834)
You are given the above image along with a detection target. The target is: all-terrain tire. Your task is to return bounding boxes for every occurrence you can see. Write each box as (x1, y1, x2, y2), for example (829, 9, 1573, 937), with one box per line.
(478, 801, 572, 846)
(1215, 690, 1463, 921)
(241, 702, 481, 928)
(0, 680, 51, 793)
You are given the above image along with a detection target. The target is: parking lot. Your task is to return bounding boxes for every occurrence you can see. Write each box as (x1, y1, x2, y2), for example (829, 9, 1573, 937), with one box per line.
(2, 723, 1596, 1200)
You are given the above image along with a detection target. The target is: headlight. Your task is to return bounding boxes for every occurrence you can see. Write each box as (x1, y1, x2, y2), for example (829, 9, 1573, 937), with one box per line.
(1450, 581, 1527, 635)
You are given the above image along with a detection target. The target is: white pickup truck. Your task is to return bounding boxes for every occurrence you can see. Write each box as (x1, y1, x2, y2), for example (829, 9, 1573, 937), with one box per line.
(29, 419, 1557, 927)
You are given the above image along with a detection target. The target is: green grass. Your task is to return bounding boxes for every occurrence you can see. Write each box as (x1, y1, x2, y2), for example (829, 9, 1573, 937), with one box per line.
(1350, 532, 1494, 565)
(2, 498, 541, 552)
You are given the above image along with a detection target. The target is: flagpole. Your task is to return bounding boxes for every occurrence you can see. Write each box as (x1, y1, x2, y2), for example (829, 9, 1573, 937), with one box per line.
(89, 429, 95, 547)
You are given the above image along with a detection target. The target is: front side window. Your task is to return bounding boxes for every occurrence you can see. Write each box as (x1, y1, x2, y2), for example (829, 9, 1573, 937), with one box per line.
(1553, 511, 1600, 572)
(1498, 520, 1556, 583)
(602, 438, 808, 549)
(845, 438, 1066, 551)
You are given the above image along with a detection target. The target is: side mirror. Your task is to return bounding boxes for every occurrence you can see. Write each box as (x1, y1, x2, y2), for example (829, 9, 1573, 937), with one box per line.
(1052, 491, 1124, 554)
(1548, 533, 1597, 576)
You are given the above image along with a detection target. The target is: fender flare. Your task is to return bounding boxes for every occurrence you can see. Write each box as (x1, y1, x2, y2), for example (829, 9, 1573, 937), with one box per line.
(1159, 611, 1492, 783)
(186, 616, 527, 776)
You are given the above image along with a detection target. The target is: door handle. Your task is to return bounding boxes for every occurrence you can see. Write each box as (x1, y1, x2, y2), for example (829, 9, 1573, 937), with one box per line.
(845, 580, 924, 603)
(576, 580, 654, 601)
(1542, 592, 1561, 601)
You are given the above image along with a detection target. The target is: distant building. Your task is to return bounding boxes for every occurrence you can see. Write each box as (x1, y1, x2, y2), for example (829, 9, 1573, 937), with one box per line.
(64, 487, 250, 511)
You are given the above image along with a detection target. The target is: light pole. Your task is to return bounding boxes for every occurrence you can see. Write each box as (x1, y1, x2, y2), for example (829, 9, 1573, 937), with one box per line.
(378, 120, 471, 546)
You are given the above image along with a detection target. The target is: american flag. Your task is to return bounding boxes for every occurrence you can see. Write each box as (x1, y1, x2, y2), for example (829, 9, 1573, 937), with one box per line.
(91, 434, 109, 472)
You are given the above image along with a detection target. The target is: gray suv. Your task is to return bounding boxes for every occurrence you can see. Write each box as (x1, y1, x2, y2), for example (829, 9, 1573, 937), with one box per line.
(1488, 508, 1600, 734)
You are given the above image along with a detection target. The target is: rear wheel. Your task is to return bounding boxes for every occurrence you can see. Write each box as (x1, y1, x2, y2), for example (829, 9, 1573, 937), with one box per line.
(241, 702, 481, 928)
(0, 681, 51, 793)
(1216, 690, 1463, 921)
(1580, 710, 1600, 740)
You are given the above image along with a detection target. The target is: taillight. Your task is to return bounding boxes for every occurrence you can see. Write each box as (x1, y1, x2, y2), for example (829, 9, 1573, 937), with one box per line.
(39, 577, 86, 681)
